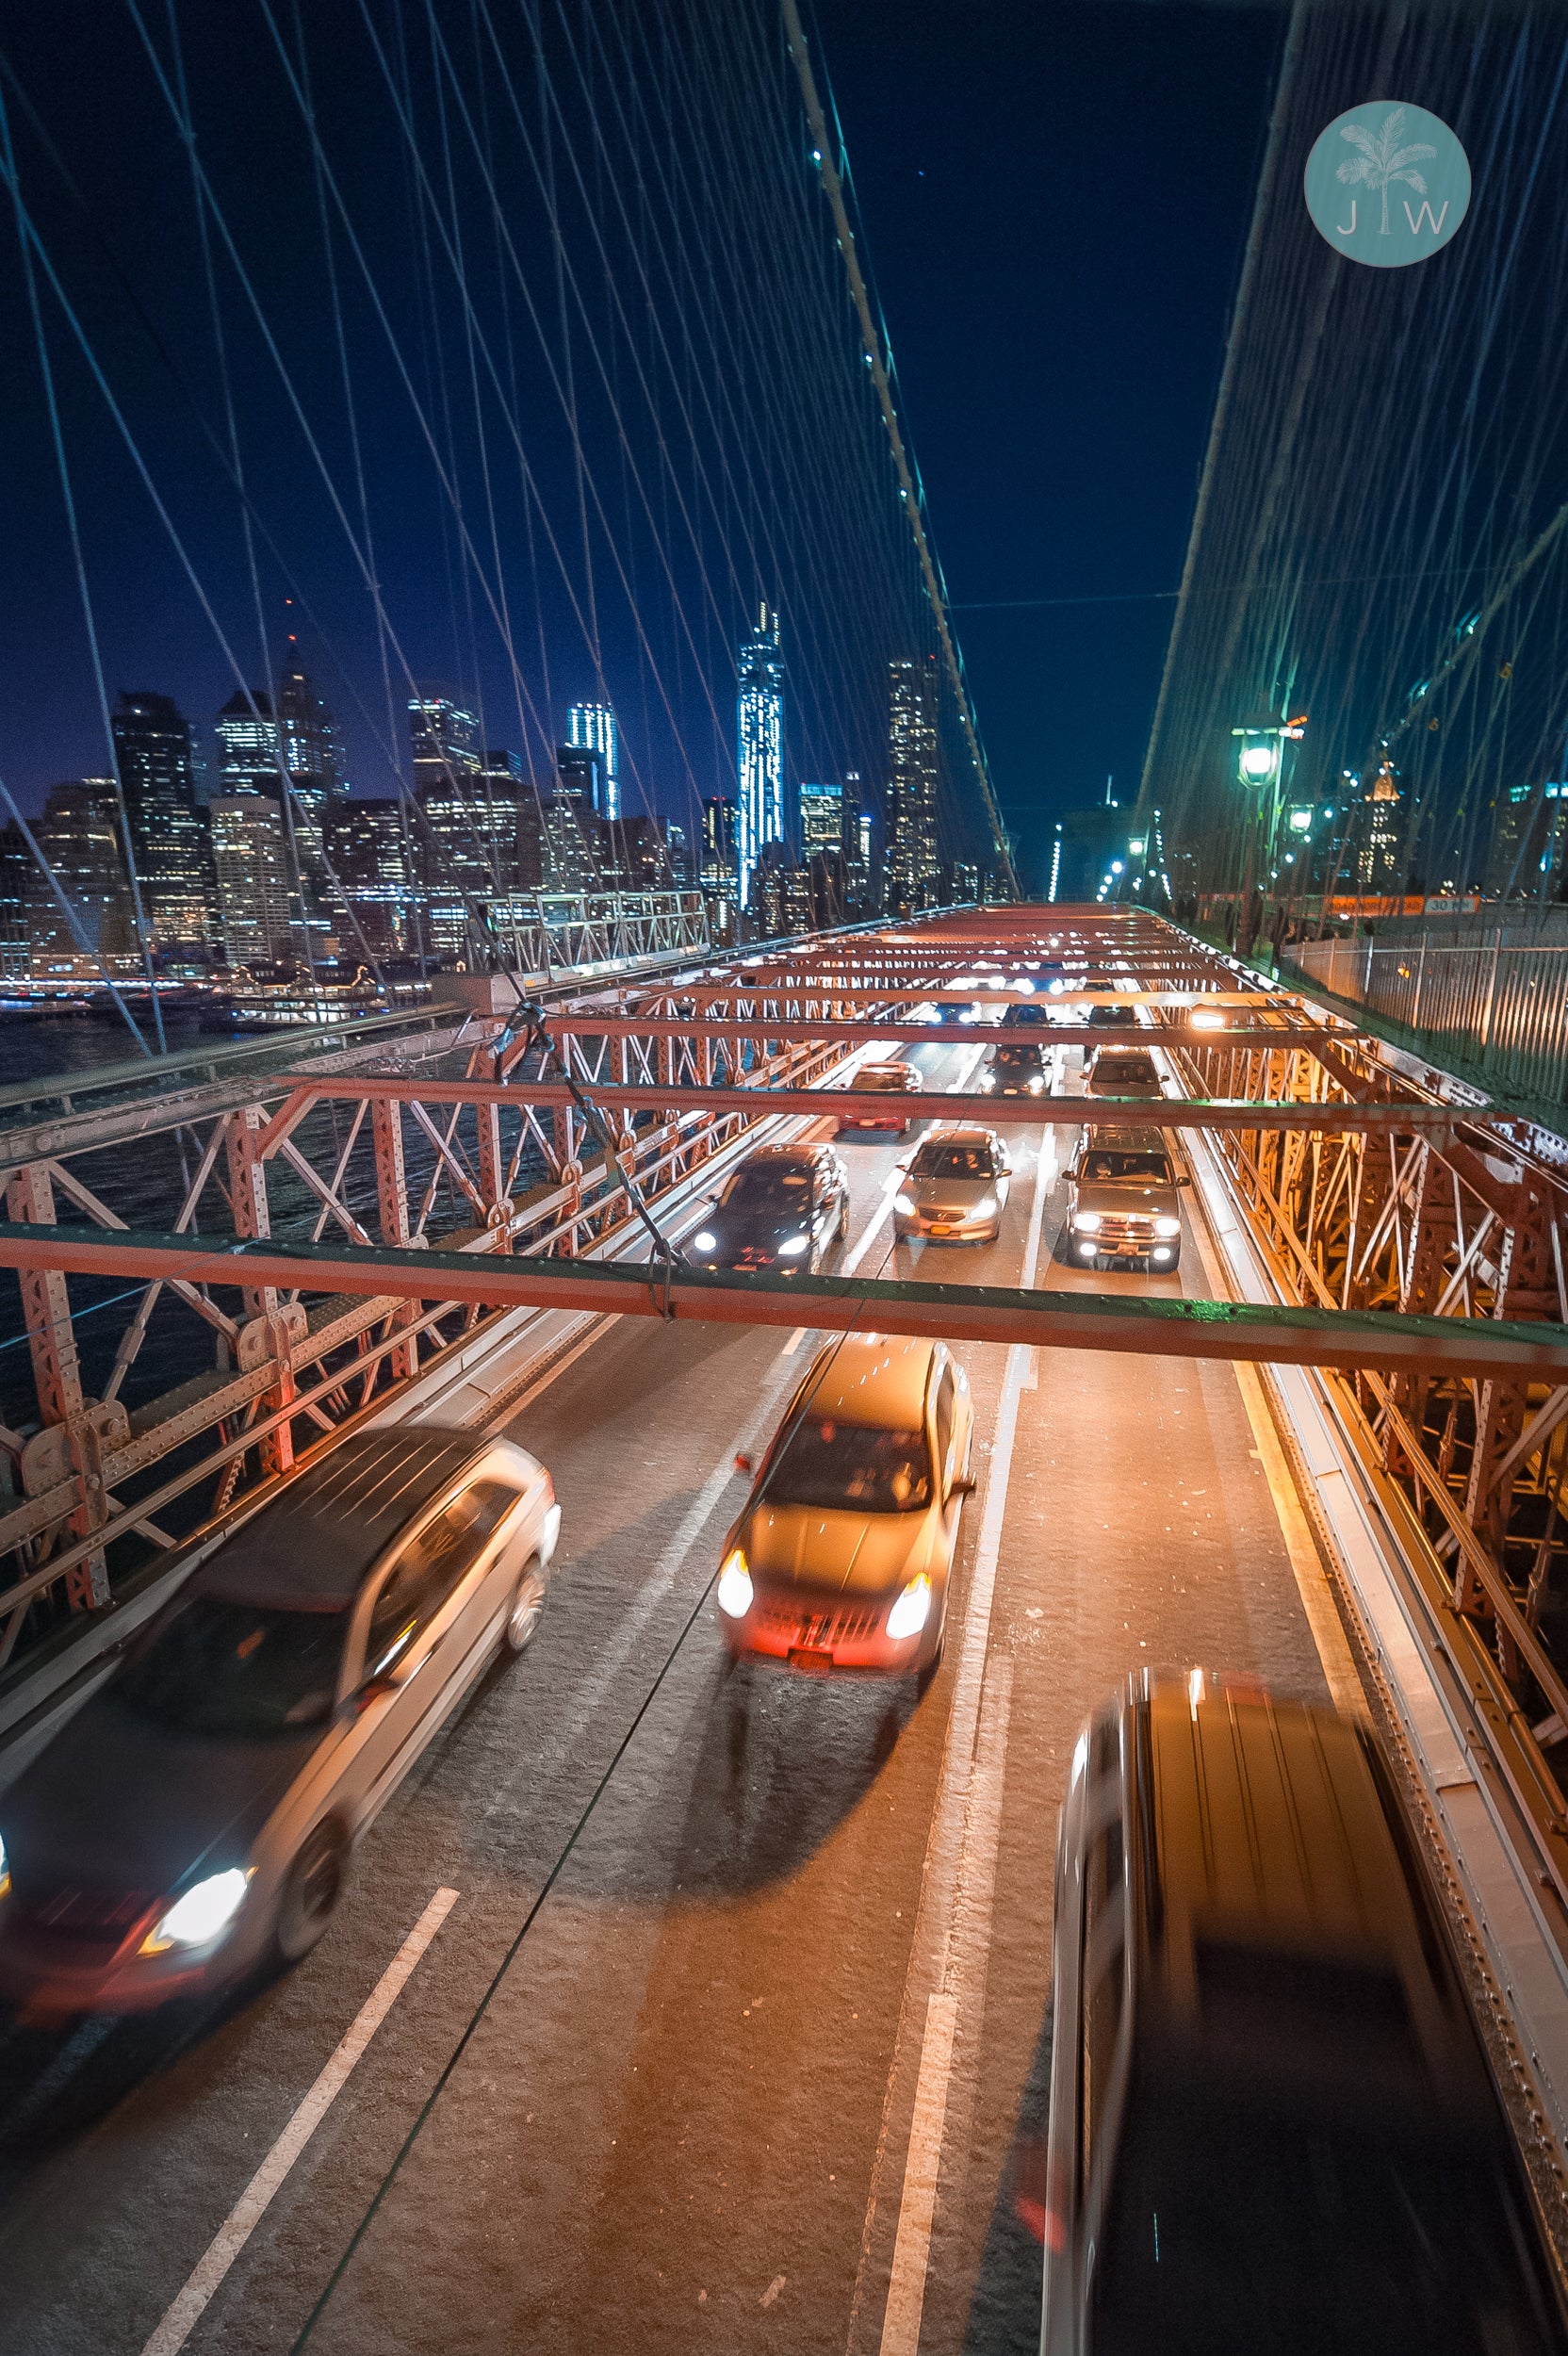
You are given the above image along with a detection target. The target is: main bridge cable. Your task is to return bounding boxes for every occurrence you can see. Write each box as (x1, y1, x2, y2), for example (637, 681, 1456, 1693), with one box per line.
(782, 0, 1018, 896)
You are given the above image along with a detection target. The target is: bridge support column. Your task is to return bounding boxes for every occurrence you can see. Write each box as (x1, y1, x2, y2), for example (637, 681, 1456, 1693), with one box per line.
(1462, 1186, 1558, 1638)
(373, 1099, 420, 1375)
(7, 1161, 120, 1609)
(224, 1108, 300, 1479)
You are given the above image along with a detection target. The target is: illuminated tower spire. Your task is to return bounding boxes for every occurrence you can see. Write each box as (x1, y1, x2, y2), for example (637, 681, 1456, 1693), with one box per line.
(736, 603, 784, 907)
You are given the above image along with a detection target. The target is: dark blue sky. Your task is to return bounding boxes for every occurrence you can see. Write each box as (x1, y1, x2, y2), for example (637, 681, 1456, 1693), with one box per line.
(0, 1, 1283, 893)
(822, 0, 1284, 885)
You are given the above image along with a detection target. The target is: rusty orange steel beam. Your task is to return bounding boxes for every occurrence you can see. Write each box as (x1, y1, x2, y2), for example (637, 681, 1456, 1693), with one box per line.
(271, 1073, 1455, 1135)
(540, 1014, 1345, 1046)
(0, 1222, 1563, 1379)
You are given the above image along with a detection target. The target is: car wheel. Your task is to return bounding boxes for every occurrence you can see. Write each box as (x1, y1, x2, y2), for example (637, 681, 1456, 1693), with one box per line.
(275, 1823, 347, 1963)
(504, 1555, 548, 1657)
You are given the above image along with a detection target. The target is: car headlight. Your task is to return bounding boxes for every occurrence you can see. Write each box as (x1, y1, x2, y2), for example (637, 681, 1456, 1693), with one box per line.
(777, 1235, 809, 1257)
(716, 1547, 753, 1617)
(894, 1191, 916, 1214)
(887, 1574, 932, 1641)
(139, 1867, 252, 1956)
(693, 1230, 717, 1252)
(1072, 1210, 1102, 1234)
(1154, 1216, 1182, 1238)
(978, 1072, 995, 1089)
(1028, 1076, 1044, 1093)
(971, 1195, 997, 1219)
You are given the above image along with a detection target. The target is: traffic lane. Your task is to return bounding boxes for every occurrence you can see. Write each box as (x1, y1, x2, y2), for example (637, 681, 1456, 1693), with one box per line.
(0, 1312, 813, 2356)
(936, 1260, 1338, 2352)
(0, 1090, 972, 2355)
(289, 1155, 1038, 2353)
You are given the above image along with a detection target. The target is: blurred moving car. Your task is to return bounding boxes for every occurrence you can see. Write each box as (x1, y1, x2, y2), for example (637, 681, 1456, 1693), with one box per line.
(1065, 1127, 1186, 1270)
(1083, 1045, 1163, 1101)
(688, 1141, 849, 1273)
(0, 1432, 559, 2019)
(716, 1334, 974, 1680)
(837, 1059, 923, 1135)
(1043, 1671, 1568, 2356)
(982, 1039, 1050, 1098)
(893, 1124, 1011, 1242)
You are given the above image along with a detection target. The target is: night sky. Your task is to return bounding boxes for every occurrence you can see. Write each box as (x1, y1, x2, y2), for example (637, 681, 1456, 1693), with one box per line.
(0, 1, 1284, 893)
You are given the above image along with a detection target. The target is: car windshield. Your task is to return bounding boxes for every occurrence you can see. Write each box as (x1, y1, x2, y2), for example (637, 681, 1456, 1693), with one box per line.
(767, 1418, 932, 1513)
(1093, 2093, 1565, 2356)
(994, 1047, 1042, 1068)
(909, 1143, 994, 1179)
(861, 1067, 909, 1089)
(722, 1164, 811, 1211)
(1095, 1056, 1153, 1082)
(111, 1596, 349, 1741)
(1084, 1151, 1171, 1183)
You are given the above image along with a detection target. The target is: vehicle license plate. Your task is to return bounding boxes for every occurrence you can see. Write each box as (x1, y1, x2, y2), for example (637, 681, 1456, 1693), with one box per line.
(788, 1646, 834, 1674)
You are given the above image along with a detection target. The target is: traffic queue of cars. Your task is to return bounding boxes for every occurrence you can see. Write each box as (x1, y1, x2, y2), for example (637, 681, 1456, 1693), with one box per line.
(8, 1016, 1558, 2356)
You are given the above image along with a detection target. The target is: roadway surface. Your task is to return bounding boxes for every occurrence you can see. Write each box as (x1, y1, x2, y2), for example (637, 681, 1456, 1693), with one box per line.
(0, 1034, 1341, 2356)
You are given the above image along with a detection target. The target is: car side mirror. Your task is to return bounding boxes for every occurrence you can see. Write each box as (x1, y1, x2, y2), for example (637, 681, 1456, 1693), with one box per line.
(948, 1474, 978, 1498)
(355, 1675, 399, 1711)
(1177, 1174, 1191, 1187)
(734, 1451, 754, 1476)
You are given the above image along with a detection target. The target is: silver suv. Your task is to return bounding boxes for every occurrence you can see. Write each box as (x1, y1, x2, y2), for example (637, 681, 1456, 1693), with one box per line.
(1065, 1127, 1185, 1270)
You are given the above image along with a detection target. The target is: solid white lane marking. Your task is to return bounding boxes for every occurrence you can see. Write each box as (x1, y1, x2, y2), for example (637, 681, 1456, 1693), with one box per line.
(140, 1887, 459, 2356)
(879, 1660, 1014, 2356)
(860, 1134, 1051, 2356)
(781, 1327, 808, 1356)
(760, 2274, 788, 2308)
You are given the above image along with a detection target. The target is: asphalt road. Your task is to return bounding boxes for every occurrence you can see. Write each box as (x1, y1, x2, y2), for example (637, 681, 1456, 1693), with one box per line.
(0, 1034, 1340, 2356)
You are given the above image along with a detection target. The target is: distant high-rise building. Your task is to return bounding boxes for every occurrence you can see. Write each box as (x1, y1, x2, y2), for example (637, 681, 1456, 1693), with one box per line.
(1486, 779, 1568, 898)
(799, 780, 843, 859)
(209, 797, 294, 969)
(566, 703, 619, 819)
(700, 794, 738, 905)
(110, 690, 216, 955)
(597, 813, 686, 892)
(409, 695, 480, 799)
(216, 691, 285, 796)
(0, 824, 28, 979)
(28, 778, 134, 970)
(886, 660, 939, 913)
(736, 604, 784, 907)
(752, 841, 811, 940)
(554, 744, 603, 812)
(324, 798, 413, 960)
(275, 648, 346, 822)
(1355, 761, 1407, 894)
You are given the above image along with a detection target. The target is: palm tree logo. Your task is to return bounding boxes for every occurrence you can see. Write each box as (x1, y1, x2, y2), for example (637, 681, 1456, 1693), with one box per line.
(1336, 107, 1437, 236)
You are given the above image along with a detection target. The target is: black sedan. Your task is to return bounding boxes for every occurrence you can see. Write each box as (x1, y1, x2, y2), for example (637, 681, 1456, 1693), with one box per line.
(688, 1143, 850, 1274)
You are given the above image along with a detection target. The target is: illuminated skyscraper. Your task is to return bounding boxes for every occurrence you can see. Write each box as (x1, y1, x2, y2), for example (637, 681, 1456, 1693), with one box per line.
(566, 703, 619, 819)
(736, 604, 784, 907)
(886, 659, 939, 913)
(111, 691, 216, 953)
(799, 779, 843, 858)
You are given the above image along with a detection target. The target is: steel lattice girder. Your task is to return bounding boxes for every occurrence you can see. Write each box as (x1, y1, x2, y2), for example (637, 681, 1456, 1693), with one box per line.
(265, 1072, 1458, 1136)
(0, 1219, 1564, 1381)
(538, 1015, 1347, 1048)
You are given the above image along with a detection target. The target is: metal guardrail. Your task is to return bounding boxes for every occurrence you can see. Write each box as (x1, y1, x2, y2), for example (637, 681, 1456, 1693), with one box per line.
(1290, 927, 1568, 1109)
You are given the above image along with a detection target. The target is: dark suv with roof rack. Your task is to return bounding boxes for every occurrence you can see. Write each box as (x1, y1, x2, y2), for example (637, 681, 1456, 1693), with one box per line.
(0, 1430, 558, 2018)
